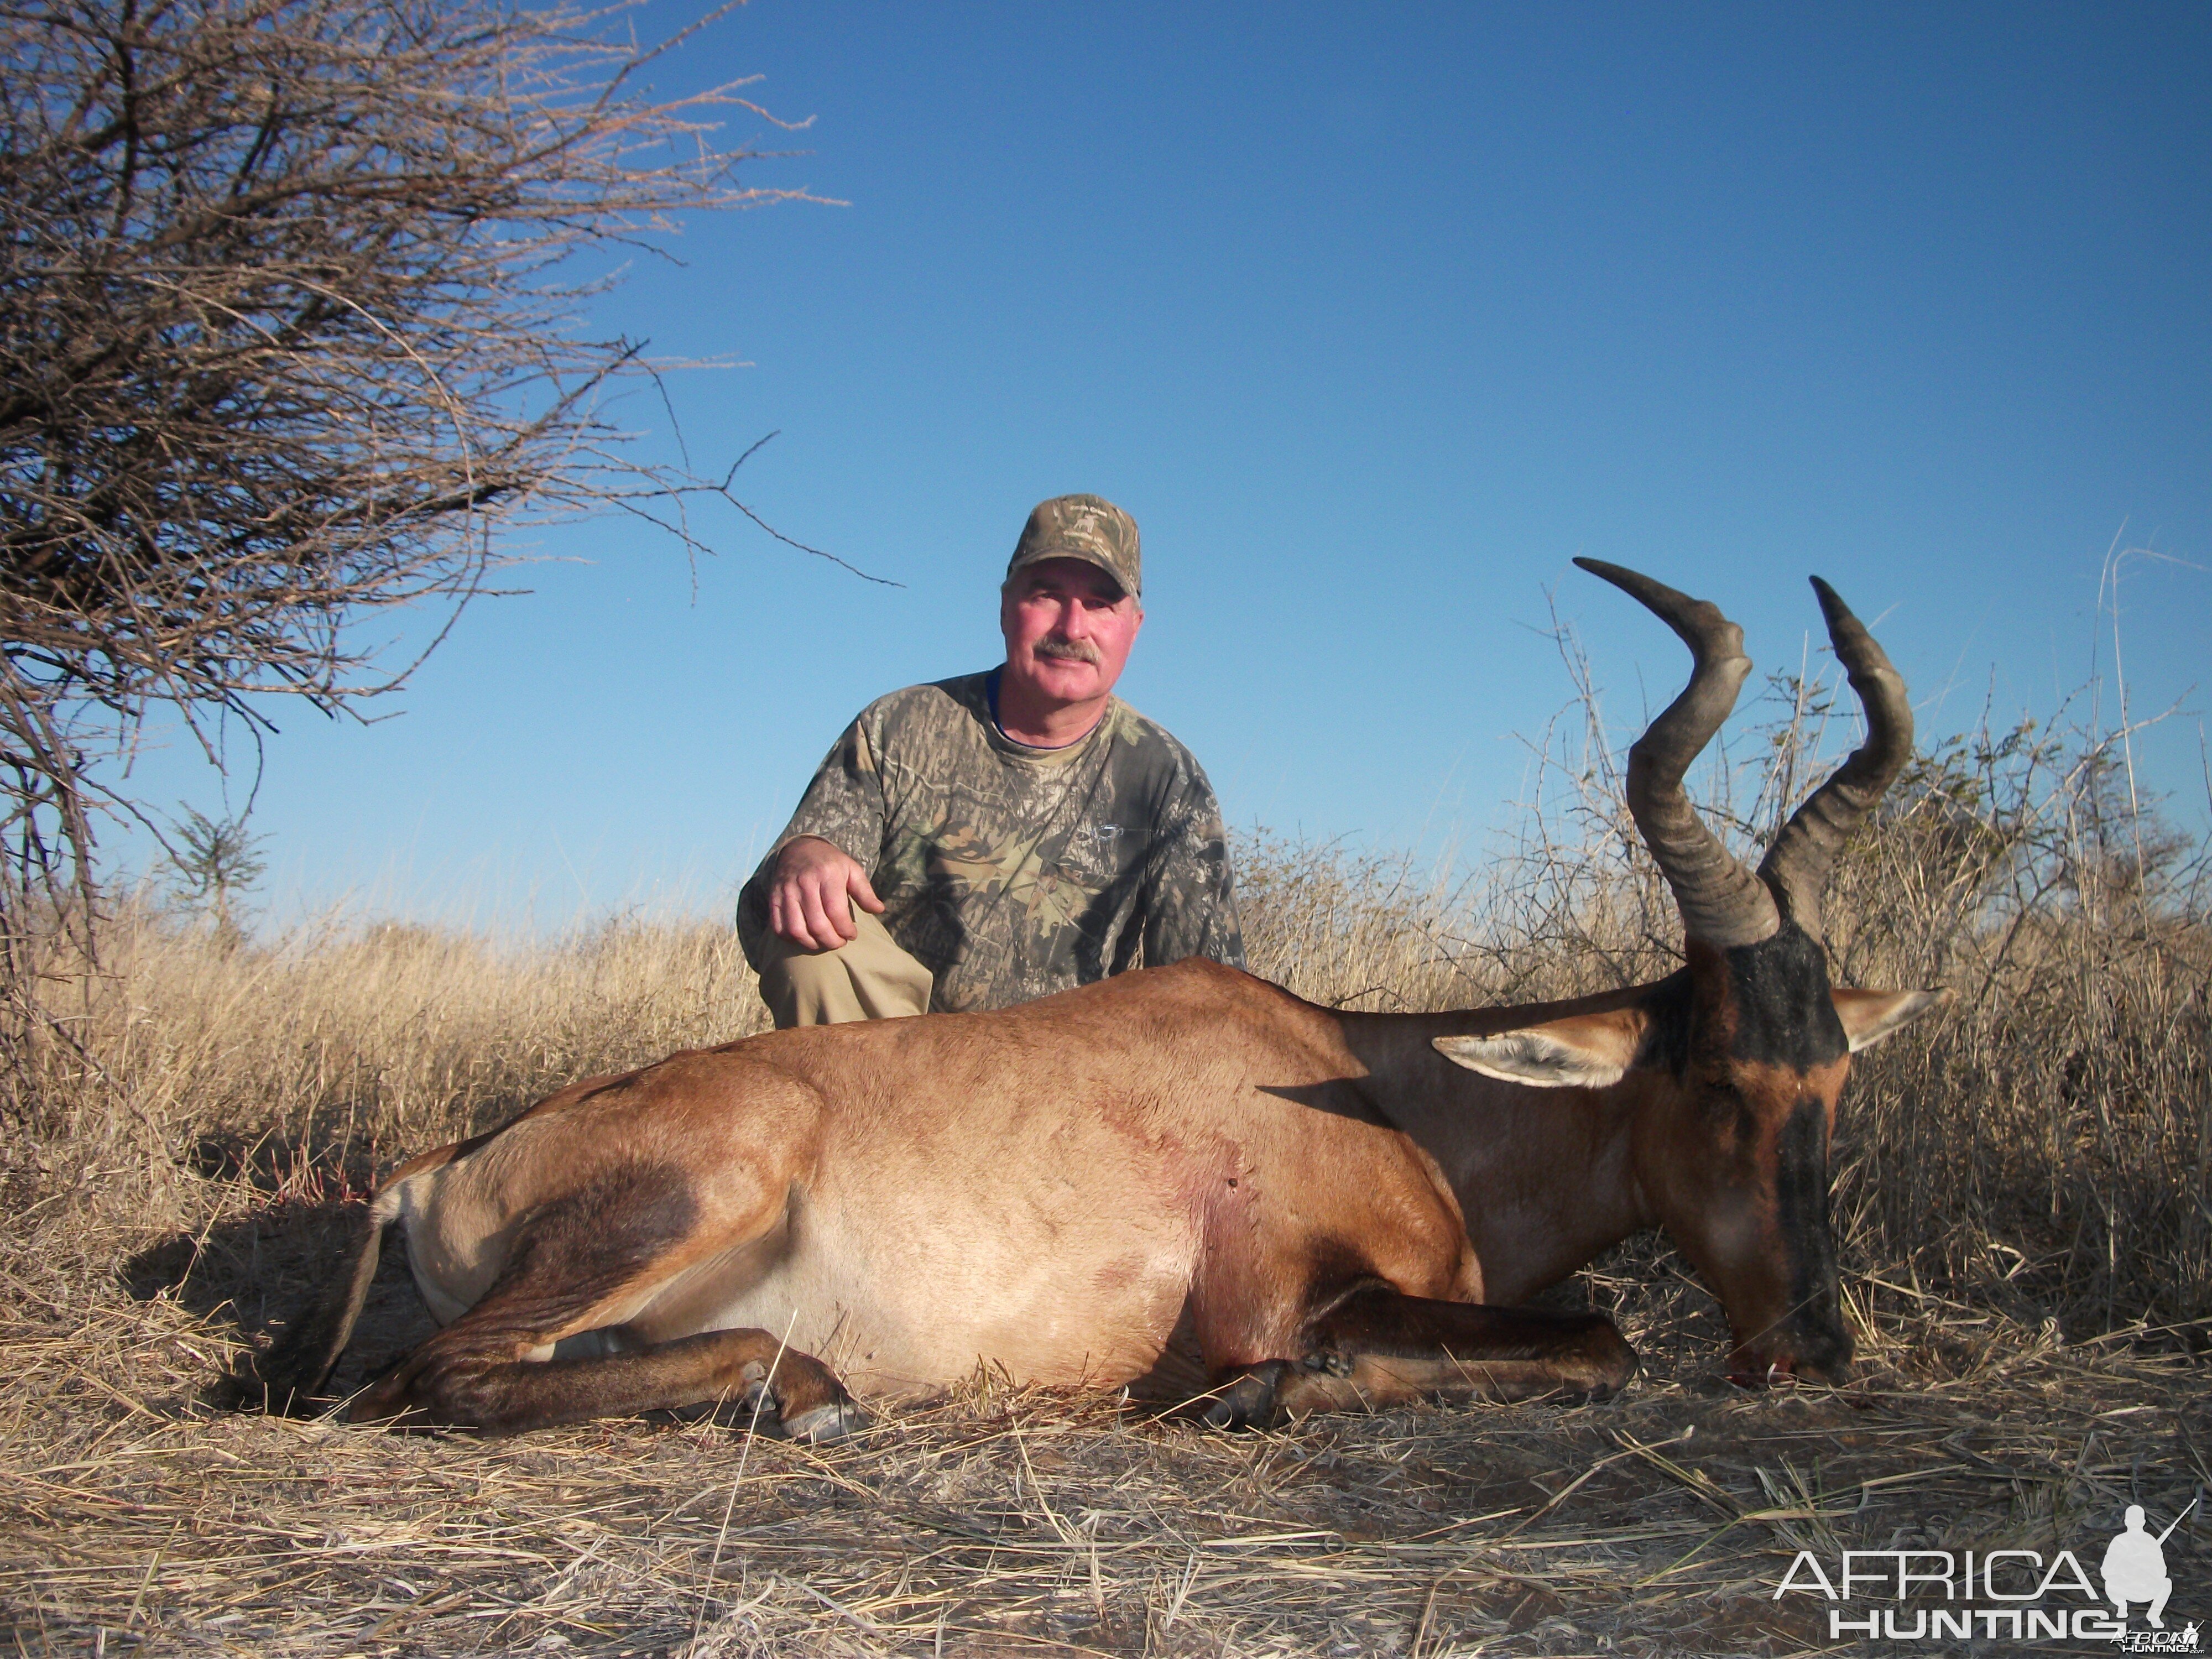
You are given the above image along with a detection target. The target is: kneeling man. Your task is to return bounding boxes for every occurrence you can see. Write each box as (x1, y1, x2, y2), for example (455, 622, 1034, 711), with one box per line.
(737, 494, 1245, 1026)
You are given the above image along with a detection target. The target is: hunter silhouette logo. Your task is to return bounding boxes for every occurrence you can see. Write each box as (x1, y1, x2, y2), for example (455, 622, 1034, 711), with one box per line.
(2104, 1503, 2189, 1628)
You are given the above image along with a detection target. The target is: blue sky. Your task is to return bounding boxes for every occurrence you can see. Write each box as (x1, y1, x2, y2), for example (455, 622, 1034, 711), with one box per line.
(116, 1, 2210, 925)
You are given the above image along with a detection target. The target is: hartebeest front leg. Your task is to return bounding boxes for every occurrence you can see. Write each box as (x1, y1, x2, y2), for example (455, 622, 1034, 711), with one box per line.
(1204, 1287, 1637, 1427)
(349, 1322, 863, 1440)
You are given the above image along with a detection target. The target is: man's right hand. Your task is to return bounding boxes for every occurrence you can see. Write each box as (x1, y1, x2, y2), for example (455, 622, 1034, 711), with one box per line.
(767, 836, 885, 952)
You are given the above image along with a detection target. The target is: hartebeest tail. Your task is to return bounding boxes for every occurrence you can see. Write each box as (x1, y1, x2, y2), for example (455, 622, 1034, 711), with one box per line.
(246, 564, 1947, 1434)
(246, 1192, 401, 1413)
(243, 1141, 472, 1413)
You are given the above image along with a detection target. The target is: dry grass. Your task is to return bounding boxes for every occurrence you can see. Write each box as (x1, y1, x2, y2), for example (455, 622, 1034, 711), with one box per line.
(9, 1295, 2205, 1657)
(6, 682, 2211, 1654)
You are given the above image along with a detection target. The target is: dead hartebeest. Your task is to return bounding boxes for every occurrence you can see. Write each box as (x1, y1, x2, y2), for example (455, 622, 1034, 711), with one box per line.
(252, 561, 1947, 1437)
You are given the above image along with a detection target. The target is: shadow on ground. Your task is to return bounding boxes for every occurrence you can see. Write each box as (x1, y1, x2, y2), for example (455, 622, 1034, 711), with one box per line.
(122, 1136, 437, 1407)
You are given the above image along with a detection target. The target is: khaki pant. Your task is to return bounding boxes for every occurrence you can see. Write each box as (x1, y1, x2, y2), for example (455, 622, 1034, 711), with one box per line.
(754, 910, 934, 1028)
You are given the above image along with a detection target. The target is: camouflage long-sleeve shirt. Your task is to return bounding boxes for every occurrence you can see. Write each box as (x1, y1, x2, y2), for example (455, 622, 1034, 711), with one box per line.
(738, 671, 1245, 1014)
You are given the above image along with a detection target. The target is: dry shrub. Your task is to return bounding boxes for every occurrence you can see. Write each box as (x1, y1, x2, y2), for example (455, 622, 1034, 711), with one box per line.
(1823, 728, 2212, 1336)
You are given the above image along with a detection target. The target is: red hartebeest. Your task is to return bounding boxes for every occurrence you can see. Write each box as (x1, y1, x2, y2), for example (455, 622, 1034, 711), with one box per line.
(251, 562, 1946, 1437)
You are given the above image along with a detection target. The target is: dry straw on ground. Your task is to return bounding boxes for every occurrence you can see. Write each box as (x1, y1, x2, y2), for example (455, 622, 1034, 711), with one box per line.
(5, 679, 2209, 1655)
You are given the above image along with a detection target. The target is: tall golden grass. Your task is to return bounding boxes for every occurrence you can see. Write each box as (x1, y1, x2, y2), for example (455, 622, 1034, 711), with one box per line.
(3, 911, 758, 1291)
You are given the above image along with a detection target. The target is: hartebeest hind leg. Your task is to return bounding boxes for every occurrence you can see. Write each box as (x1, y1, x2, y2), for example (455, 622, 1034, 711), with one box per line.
(266, 1149, 865, 1441)
(1204, 1288, 1637, 1427)
(348, 1320, 860, 1439)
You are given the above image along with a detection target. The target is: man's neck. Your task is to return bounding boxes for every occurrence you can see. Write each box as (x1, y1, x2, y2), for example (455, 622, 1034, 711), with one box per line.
(990, 667, 1111, 749)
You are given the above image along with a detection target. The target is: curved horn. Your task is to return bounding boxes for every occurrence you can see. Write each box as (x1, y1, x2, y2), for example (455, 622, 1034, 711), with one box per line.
(1575, 558, 1780, 948)
(1755, 577, 1913, 942)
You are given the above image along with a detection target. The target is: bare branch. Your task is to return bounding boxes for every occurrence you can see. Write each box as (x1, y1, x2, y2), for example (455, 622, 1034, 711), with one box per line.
(0, 0, 839, 1097)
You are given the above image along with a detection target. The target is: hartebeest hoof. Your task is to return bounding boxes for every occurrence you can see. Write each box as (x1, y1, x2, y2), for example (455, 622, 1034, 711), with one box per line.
(1201, 1361, 1291, 1430)
(783, 1399, 869, 1443)
(728, 1354, 867, 1442)
(1565, 1321, 1641, 1402)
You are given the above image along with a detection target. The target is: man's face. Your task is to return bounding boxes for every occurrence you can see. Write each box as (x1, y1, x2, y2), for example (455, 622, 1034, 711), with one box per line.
(1000, 557, 1144, 708)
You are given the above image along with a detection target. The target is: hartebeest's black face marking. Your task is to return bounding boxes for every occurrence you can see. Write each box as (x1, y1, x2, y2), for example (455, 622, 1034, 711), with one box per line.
(1630, 920, 1856, 1381)
(1720, 924, 1848, 1071)
(1772, 1092, 1849, 1375)
(1636, 922, 1847, 1080)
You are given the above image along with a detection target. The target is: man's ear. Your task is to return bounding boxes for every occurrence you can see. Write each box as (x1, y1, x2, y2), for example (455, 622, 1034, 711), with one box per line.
(1433, 1007, 1648, 1089)
(1832, 987, 1952, 1053)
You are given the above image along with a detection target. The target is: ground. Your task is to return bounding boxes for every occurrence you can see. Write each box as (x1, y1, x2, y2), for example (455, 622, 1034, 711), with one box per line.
(4, 1193, 2205, 1658)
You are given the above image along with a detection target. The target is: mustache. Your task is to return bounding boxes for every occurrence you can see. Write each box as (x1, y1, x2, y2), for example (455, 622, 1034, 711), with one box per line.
(1032, 637, 1103, 666)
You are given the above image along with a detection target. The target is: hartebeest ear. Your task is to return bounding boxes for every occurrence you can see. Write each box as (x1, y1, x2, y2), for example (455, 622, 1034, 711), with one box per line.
(1832, 987, 1952, 1052)
(1433, 1008, 1649, 1089)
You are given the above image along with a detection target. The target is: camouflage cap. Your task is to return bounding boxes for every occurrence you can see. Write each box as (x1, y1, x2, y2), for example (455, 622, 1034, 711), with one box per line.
(1006, 494, 1141, 599)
